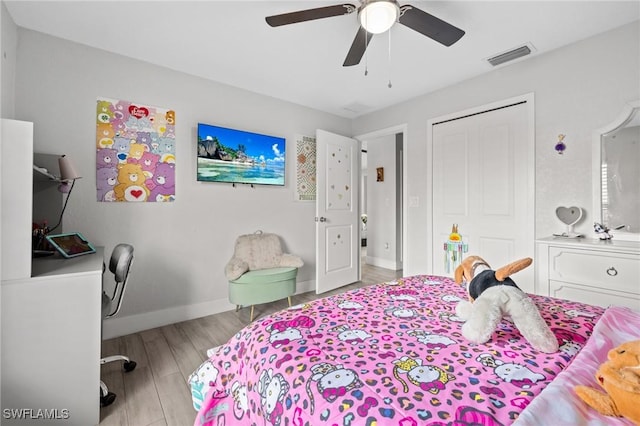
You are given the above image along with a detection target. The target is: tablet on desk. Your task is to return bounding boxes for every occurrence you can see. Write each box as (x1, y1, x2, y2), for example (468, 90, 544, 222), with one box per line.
(45, 232, 96, 258)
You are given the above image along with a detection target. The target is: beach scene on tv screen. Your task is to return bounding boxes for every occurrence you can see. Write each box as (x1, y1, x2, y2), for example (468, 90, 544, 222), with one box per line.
(197, 123, 286, 185)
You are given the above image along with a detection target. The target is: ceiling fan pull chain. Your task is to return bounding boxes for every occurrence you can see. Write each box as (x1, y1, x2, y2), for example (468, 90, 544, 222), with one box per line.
(364, 48, 368, 76)
(364, 13, 369, 76)
(388, 28, 392, 88)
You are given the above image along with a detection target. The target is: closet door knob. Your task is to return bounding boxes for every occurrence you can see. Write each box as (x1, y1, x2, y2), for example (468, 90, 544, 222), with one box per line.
(606, 267, 618, 276)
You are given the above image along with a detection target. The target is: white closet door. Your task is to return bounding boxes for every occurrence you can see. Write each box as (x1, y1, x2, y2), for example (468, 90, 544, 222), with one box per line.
(431, 100, 534, 290)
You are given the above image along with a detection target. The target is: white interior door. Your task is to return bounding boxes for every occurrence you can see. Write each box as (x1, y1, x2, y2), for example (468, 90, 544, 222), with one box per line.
(315, 129, 359, 294)
(431, 99, 535, 290)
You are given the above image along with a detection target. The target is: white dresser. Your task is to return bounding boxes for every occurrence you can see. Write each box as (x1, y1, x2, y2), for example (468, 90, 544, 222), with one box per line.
(535, 236, 640, 310)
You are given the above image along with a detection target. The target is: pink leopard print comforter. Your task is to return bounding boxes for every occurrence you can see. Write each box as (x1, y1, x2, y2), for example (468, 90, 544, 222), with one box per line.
(191, 275, 604, 426)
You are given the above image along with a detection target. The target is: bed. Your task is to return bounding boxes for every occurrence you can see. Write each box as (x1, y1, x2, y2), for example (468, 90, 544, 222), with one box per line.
(189, 274, 639, 426)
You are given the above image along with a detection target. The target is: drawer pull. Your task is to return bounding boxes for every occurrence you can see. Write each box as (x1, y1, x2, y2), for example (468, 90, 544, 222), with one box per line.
(606, 267, 618, 276)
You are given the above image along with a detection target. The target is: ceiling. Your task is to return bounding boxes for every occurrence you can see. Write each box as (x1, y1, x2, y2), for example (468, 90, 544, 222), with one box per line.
(5, 1, 640, 118)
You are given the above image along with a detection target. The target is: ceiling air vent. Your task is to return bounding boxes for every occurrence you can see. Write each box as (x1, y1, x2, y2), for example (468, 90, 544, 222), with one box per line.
(342, 102, 371, 115)
(487, 44, 533, 67)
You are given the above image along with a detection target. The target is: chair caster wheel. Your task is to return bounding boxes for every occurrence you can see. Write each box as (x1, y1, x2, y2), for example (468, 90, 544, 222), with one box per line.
(100, 391, 116, 407)
(123, 360, 137, 372)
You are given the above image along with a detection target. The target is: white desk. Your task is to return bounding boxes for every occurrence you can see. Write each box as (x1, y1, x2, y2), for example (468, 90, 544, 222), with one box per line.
(1, 248, 104, 425)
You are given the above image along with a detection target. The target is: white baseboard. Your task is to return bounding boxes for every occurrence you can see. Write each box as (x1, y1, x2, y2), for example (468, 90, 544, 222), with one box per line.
(102, 298, 233, 340)
(103, 279, 316, 339)
(295, 279, 315, 294)
(365, 256, 402, 271)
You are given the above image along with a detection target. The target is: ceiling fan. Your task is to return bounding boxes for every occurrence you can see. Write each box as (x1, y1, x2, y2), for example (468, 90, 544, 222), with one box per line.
(266, 0, 465, 67)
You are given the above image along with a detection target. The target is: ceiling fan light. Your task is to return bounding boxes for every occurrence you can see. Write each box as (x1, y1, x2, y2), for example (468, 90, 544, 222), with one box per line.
(360, 1, 399, 34)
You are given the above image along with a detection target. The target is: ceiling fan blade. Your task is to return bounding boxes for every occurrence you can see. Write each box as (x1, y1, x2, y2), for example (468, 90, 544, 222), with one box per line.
(266, 4, 357, 27)
(398, 5, 465, 47)
(343, 27, 374, 66)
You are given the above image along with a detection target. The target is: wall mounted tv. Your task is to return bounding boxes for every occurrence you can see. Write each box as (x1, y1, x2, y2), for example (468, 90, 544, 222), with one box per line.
(197, 123, 286, 186)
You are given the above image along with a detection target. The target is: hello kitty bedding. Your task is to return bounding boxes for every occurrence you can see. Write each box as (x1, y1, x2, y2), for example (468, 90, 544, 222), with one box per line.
(190, 275, 606, 426)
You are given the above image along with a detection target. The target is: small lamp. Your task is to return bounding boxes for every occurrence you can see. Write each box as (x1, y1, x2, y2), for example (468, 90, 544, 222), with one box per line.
(359, 0, 399, 34)
(58, 154, 82, 193)
(48, 155, 81, 233)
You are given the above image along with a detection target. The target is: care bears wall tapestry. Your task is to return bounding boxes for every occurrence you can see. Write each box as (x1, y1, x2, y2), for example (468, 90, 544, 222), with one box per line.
(96, 97, 176, 202)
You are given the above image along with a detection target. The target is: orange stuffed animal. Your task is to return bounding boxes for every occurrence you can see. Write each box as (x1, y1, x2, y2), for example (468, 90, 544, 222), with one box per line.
(574, 340, 640, 425)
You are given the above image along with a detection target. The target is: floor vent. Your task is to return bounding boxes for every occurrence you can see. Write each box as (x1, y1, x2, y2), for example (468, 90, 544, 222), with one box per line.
(487, 44, 532, 67)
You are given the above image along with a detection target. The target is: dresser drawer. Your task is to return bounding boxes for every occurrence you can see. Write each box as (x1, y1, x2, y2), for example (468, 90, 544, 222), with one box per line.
(549, 247, 640, 294)
(549, 280, 640, 309)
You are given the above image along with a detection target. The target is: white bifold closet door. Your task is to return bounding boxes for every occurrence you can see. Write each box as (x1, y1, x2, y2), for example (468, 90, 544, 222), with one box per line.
(431, 99, 534, 291)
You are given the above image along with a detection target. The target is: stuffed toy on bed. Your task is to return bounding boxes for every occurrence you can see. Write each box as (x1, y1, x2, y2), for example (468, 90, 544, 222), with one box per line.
(574, 340, 640, 425)
(454, 255, 558, 353)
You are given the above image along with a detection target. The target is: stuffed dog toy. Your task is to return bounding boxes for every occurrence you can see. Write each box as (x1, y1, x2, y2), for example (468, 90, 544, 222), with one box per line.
(574, 340, 640, 424)
(454, 255, 558, 353)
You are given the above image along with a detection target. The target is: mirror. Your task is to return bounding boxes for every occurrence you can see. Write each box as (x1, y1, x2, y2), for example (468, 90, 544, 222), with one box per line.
(593, 100, 640, 241)
(555, 206, 584, 238)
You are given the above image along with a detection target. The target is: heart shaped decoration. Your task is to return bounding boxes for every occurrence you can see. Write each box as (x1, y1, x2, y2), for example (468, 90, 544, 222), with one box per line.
(556, 206, 583, 226)
(128, 105, 149, 119)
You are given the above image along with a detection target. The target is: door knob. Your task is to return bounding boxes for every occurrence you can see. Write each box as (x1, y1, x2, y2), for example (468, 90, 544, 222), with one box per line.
(316, 217, 327, 222)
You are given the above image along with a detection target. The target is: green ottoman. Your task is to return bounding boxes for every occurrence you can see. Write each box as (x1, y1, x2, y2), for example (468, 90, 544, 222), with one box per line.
(229, 267, 298, 321)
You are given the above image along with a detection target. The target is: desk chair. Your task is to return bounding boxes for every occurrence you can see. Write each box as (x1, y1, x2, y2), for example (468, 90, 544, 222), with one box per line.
(100, 243, 136, 407)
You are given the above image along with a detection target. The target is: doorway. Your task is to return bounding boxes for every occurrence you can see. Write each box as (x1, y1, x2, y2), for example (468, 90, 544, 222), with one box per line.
(356, 125, 407, 277)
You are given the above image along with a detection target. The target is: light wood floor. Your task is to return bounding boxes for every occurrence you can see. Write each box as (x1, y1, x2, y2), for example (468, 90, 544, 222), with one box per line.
(99, 262, 402, 426)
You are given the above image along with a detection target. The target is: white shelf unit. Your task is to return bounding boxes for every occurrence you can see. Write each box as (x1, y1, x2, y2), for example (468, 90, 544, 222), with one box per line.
(1, 119, 34, 280)
(1, 119, 103, 425)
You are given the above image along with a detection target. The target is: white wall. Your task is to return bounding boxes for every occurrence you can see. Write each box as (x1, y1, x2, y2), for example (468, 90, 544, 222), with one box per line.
(0, 1, 16, 119)
(10, 27, 350, 337)
(353, 21, 640, 276)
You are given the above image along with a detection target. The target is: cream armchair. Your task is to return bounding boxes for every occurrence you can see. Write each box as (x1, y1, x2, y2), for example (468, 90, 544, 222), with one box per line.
(226, 231, 303, 321)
